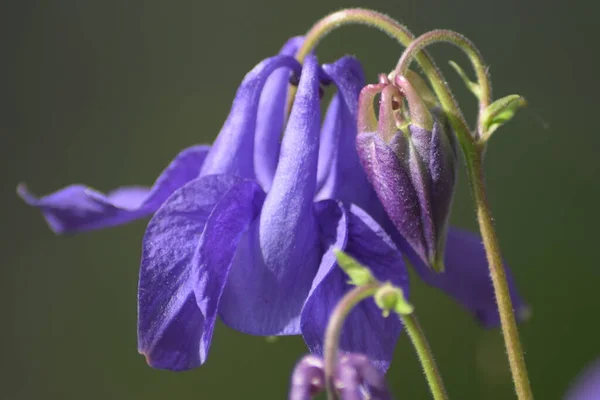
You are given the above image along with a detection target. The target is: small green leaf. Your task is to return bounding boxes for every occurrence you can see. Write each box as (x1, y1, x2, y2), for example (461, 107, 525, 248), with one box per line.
(374, 283, 414, 317)
(449, 60, 481, 99)
(334, 249, 376, 286)
(481, 94, 527, 138)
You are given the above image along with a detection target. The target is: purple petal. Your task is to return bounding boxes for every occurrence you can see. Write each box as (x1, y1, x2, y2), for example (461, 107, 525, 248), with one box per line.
(193, 179, 265, 363)
(316, 57, 382, 217)
(339, 354, 393, 400)
(356, 132, 428, 264)
(255, 36, 304, 191)
(301, 202, 407, 372)
(200, 55, 301, 179)
(409, 121, 457, 267)
(316, 94, 341, 191)
(18, 145, 210, 234)
(336, 358, 363, 400)
(289, 355, 326, 400)
(218, 56, 322, 335)
(407, 227, 528, 327)
(137, 174, 250, 370)
(565, 359, 600, 400)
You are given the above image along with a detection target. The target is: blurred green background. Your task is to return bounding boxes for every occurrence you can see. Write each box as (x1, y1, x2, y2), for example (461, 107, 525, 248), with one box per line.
(2, 1, 598, 399)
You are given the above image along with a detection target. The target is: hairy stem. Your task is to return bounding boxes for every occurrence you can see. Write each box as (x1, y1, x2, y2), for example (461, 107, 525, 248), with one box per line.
(393, 29, 492, 136)
(401, 314, 449, 400)
(467, 151, 534, 400)
(323, 284, 379, 399)
(323, 282, 449, 400)
(292, 8, 472, 150)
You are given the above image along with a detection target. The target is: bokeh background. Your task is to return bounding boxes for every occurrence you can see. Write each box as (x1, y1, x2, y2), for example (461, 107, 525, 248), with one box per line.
(2, 0, 598, 399)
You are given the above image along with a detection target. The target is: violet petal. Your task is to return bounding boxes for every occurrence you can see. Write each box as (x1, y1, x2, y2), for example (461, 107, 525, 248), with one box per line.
(317, 57, 382, 218)
(289, 355, 326, 400)
(200, 55, 300, 179)
(301, 201, 407, 372)
(255, 36, 304, 191)
(356, 132, 428, 264)
(407, 227, 528, 327)
(137, 174, 249, 370)
(218, 56, 322, 335)
(18, 145, 210, 233)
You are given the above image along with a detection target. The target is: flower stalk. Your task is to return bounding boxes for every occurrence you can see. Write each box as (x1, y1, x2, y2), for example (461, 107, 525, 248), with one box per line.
(293, 8, 472, 152)
(402, 314, 448, 400)
(394, 29, 533, 400)
(297, 8, 533, 399)
(468, 152, 534, 400)
(323, 273, 448, 400)
(323, 284, 380, 399)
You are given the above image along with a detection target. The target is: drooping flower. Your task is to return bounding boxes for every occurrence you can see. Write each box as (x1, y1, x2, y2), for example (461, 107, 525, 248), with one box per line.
(137, 52, 408, 370)
(19, 36, 526, 370)
(565, 359, 600, 400)
(356, 74, 456, 273)
(289, 354, 392, 400)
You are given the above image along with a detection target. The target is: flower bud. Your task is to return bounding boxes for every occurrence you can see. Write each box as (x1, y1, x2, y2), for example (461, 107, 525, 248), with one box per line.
(356, 74, 457, 272)
(289, 354, 392, 400)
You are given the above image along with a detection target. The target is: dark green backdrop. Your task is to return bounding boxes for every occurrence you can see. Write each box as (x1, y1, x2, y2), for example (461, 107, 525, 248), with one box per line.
(2, 1, 598, 399)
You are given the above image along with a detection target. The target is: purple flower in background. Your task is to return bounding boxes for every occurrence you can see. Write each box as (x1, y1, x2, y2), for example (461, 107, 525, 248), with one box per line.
(19, 36, 527, 370)
(289, 354, 392, 400)
(565, 359, 600, 400)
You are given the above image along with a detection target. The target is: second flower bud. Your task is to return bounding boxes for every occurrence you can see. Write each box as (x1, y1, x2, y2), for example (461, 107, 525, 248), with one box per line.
(356, 73, 457, 273)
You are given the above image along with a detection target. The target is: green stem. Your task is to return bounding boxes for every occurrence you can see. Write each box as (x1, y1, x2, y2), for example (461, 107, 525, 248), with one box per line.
(323, 283, 449, 400)
(466, 151, 534, 400)
(295, 9, 533, 398)
(323, 284, 379, 400)
(292, 8, 472, 151)
(401, 314, 449, 400)
(393, 29, 492, 134)
(392, 26, 534, 399)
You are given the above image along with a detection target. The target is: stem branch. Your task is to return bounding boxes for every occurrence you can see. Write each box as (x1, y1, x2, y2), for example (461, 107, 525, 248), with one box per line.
(394, 29, 492, 112)
(401, 314, 449, 400)
(324, 284, 379, 400)
(323, 282, 448, 400)
(293, 8, 472, 150)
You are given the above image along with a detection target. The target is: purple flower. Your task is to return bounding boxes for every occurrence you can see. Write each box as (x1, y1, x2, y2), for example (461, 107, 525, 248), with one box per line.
(565, 359, 600, 400)
(19, 37, 526, 370)
(289, 354, 392, 400)
(356, 74, 456, 273)
(134, 47, 408, 370)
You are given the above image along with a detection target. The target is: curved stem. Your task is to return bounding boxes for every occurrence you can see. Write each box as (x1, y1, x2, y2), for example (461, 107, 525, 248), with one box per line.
(401, 314, 449, 400)
(323, 282, 449, 400)
(393, 29, 492, 130)
(467, 152, 534, 400)
(323, 284, 380, 399)
(292, 8, 472, 151)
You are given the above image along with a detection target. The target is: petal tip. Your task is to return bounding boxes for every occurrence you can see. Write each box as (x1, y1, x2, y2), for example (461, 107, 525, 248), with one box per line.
(16, 183, 34, 204)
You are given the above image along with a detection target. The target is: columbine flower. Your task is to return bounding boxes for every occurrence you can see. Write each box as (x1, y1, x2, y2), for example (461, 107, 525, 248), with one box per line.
(356, 74, 455, 273)
(289, 354, 392, 400)
(137, 52, 411, 371)
(19, 36, 526, 369)
(565, 359, 600, 400)
(19, 37, 408, 371)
